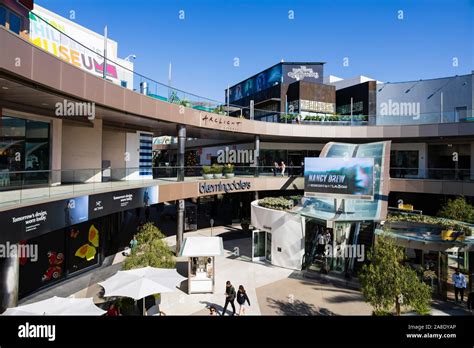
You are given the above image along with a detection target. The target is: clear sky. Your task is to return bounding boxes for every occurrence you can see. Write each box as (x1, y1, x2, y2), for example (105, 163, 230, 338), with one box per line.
(35, 0, 473, 102)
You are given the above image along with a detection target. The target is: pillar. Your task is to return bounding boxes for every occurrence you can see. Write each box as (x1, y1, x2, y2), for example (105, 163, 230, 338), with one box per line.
(254, 135, 260, 177)
(176, 199, 185, 254)
(177, 124, 186, 181)
(51, 118, 62, 186)
(0, 251, 19, 313)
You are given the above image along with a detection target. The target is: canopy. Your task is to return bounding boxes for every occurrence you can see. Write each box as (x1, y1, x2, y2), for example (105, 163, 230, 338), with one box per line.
(178, 236, 224, 257)
(2, 296, 105, 316)
(98, 266, 186, 300)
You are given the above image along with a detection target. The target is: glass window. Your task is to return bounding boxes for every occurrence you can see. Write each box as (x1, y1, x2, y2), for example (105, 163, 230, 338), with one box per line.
(26, 120, 50, 139)
(390, 150, 419, 177)
(0, 7, 6, 27)
(1, 116, 26, 137)
(8, 11, 21, 34)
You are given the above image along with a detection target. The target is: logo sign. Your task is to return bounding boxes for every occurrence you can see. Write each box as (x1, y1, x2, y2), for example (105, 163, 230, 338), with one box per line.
(287, 66, 319, 81)
(199, 180, 251, 195)
(304, 157, 374, 199)
(200, 113, 242, 132)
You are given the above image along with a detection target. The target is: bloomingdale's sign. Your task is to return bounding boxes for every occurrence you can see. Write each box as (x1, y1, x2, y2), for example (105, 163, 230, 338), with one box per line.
(199, 180, 252, 194)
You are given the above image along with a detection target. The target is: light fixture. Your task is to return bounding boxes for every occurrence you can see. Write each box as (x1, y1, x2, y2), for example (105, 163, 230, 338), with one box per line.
(1, 86, 8, 90)
(124, 54, 137, 62)
(41, 103, 48, 106)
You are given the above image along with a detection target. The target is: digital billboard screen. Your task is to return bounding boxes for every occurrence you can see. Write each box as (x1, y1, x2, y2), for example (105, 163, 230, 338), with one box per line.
(304, 157, 374, 199)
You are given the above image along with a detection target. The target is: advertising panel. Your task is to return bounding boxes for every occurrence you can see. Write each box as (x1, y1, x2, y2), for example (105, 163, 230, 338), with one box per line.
(229, 64, 282, 103)
(304, 157, 374, 199)
(0, 196, 89, 244)
(89, 186, 158, 219)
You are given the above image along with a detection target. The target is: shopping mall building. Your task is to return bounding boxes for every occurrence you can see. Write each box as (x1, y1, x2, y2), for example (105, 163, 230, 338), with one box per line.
(0, 0, 473, 310)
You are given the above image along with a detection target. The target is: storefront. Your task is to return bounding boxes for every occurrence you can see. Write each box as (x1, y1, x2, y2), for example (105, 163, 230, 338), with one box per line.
(0, 185, 159, 299)
(0, 114, 50, 189)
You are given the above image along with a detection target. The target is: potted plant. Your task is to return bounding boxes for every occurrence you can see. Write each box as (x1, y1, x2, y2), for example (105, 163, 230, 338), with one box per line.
(223, 164, 235, 178)
(202, 166, 213, 180)
(212, 164, 223, 179)
(241, 218, 250, 231)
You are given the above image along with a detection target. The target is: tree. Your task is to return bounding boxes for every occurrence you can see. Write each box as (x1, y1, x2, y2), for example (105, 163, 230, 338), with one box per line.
(123, 222, 176, 270)
(358, 237, 431, 315)
(438, 196, 474, 224)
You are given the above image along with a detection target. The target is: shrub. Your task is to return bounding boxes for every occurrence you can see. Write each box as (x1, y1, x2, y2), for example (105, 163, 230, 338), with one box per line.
(211, 164, 223, 174)
(223, 164, 234, 174)
(123, 223, 175, 270)
(202, 166, 213, 174)
(258, 197, 294, 210)
(438, 197, 474, 224)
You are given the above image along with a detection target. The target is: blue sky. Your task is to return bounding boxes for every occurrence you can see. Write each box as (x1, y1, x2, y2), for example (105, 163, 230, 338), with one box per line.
(36, 0, 473, 101)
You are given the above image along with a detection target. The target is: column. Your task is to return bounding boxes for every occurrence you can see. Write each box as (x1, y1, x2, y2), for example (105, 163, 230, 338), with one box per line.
(254, 135, 260, 177)
(176, 199, 185, 254)
(177, 124, 186, 181)
(470, 143, 474, 181)
(50, 118, 62, 186)
(0, 251, 19, 313)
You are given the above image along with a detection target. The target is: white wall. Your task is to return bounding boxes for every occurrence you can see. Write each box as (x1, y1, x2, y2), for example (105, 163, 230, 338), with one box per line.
(251, 201, 304, 270)
(102, 128, 126, 180)
(62, 119, 102, 182)
(125, 132, 140, 180)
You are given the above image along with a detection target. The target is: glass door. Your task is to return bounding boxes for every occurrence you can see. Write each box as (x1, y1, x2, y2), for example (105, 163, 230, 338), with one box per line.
(265, 233, 272, 262)
(252, 230, 272, 262)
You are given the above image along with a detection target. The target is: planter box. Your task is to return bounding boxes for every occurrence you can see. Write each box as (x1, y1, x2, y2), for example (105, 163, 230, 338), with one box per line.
(203, 174, 213, 180)
(213, 174, 223, 179)
(225, 173, 235, 178)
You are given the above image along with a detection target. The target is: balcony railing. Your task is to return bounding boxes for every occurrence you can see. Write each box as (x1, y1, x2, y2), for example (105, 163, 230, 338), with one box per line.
(0, 166, 473, 207)
(390, 167, 473, 181)
(21, 12, 474, 128)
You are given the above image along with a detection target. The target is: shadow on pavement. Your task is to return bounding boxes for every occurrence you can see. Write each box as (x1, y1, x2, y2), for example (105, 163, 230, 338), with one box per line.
(266, 298, 336, 316)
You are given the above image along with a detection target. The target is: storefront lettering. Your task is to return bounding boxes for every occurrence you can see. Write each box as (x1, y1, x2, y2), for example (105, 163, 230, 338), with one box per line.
(200, 113, 242, 131)
(199, 180, 251, 194)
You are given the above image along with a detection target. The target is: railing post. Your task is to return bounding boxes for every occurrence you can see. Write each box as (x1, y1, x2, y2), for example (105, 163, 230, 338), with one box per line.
(177, 124, 186, 182)
(254, 135, 260, 178)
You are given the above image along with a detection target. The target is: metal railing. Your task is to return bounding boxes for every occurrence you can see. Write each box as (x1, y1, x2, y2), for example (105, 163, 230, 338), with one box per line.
(24, 12, 474, 127)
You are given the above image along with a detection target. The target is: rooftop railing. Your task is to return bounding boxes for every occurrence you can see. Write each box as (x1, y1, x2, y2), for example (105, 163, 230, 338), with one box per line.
(16, 12, 474, 127)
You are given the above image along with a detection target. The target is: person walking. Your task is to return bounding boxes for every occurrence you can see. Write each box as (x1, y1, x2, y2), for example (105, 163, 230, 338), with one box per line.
(237, 285, 251, 316)
(452, 268, 467, 303)
(222, 281, 236, 315)
(273, 162, 279, 176)
(280, 161, 286, 176)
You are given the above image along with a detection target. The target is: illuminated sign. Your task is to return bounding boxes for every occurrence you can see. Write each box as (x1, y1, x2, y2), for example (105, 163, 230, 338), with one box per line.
(304, 157, 374, 199)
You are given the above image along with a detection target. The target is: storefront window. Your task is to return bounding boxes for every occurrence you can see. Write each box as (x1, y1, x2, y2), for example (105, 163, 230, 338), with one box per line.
(67, 220, 101, 275)
(390, 150, 419, 177)
(0, 116, 50, 188)
(0, 7, 6, 27)
(8, 11, 21, 34)
(19, 232, 66, 297)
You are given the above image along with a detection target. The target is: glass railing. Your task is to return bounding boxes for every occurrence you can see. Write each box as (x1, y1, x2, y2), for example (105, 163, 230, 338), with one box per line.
(16, 13, 474, 128)
(390, 167, 473, 181)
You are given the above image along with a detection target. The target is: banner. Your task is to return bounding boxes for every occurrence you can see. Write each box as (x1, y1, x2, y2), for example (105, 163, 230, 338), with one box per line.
(304, 157, 374, 199)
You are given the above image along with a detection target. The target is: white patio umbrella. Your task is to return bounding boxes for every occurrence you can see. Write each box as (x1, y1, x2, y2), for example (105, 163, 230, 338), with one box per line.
(99, 266, 186, 299)
(2, 296, 105, 316)
(98, 266, 186, 314)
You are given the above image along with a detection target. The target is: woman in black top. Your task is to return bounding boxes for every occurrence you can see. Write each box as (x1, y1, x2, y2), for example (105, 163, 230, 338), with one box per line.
(237, 285, 250, 316)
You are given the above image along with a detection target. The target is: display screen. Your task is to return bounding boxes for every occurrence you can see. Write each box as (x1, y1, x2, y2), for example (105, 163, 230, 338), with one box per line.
(229, 65, 282, 103)
(304, 157, 374, 199)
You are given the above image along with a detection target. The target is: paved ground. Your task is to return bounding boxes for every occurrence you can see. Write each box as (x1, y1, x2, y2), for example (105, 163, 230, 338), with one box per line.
(19, 224, 473, 316)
